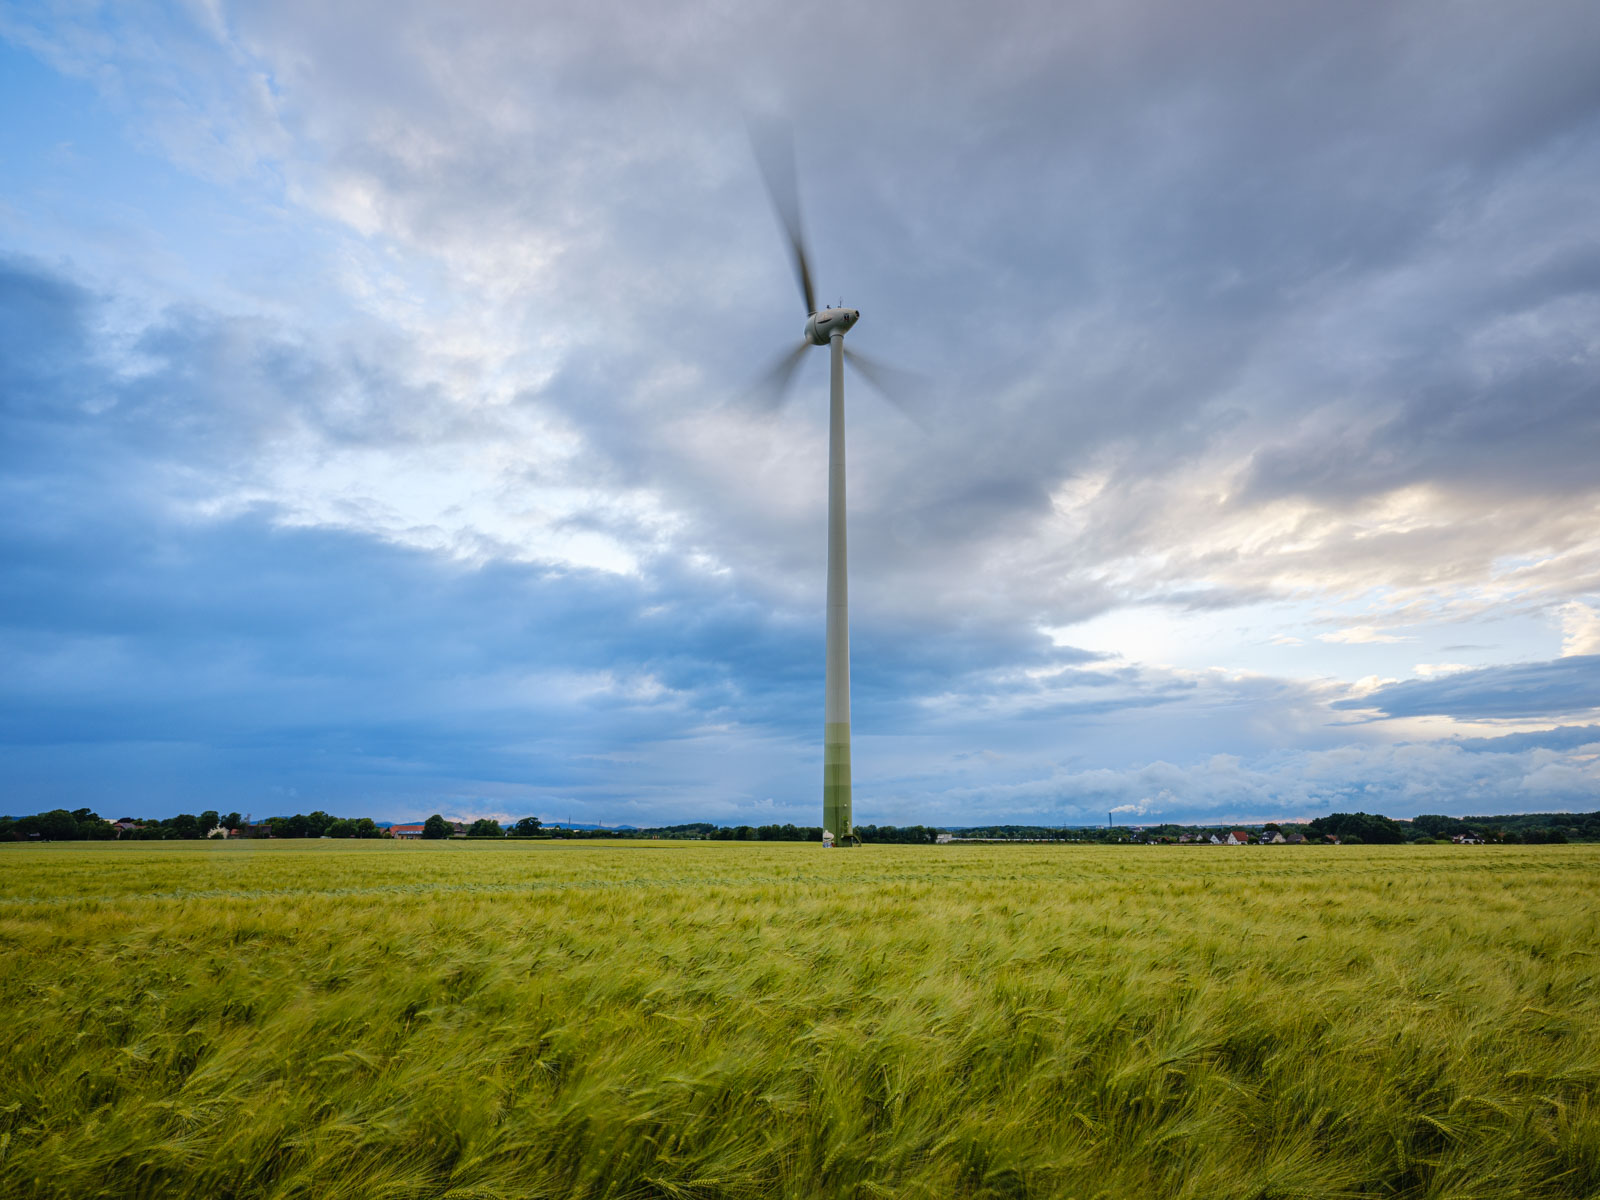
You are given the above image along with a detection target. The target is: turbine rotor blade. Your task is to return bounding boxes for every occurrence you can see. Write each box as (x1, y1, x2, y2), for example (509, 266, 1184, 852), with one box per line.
(749, 341, 811, 411)
(843, 346, 928, 430)
(749, 120, 819, 316)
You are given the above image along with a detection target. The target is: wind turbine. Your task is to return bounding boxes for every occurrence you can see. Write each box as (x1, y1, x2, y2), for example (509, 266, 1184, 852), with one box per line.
(751, 128, 914, 849)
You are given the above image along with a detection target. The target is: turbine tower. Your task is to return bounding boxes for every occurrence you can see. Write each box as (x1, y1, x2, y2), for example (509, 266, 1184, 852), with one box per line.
(751, 127, 914, 847)
(822, 308, 852, 849)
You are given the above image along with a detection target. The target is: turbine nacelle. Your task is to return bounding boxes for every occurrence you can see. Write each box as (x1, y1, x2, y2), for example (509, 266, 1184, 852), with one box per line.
(806, 307, 859, 345)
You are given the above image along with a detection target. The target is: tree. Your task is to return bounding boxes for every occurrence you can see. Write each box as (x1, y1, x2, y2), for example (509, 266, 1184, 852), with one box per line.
(422, 814, 453, 840)
(325, 819, 356, 838)
(34, 809, 78, 840)
(222, 813, 243, 831)
(26, 812, 77, 838)
(1412, 814, 1469, 839)
(353, 818, 380, 838)
(167, 813, 201, 839)
(1523, 827, 1568, 844)
(200, 810, 220, 833)
(1307, 812, 1403, 845)
(512, 817, 541, 836)
(67, 808, 113, 840)
(467, 818, 504, 837)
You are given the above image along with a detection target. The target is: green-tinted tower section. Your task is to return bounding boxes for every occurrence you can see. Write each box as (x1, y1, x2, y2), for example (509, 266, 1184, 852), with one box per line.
(823, 722, 851, 842)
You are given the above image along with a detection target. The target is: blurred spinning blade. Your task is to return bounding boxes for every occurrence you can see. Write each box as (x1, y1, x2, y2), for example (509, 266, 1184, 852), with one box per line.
(749, 120, 818, 317)
(845, 346, 928, 430)
(750, 341, 811, 411)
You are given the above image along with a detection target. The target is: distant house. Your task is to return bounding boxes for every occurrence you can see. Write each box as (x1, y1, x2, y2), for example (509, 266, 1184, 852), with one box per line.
(1261, 831, 1286, 845)
(1178, 833, 1193, 843)
(391, 824, 426, 839)
(1324, 834, 1341, 845)
(1209, 833, 1225, 845)
(1451, 833, 1483, 844)
(1285, 833, 1306, 845)
(111, 820, 142, 837)
(1227, 830, 1250, 845)
(935, 833, 952, 844)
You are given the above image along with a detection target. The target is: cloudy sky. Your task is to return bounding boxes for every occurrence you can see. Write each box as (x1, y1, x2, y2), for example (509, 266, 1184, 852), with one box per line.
(3, 0, 1598, 826)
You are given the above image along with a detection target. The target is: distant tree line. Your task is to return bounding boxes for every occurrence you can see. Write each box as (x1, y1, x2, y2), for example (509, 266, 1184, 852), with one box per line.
(0, 808, 120, 841)
(853, 824, 942, 844)
(630, 823, 718, 839)
(7, 807, 1597, 844)
(455, 818, 652, 840)
(954, 824, 1082, 841)
(708, 824, 824, 841)
(948, 812, 1599, 845)
(0, 808, 248, 841)
(1410, 811, 1587, 844)
(0, 808, 391, 841)
(607, 822, 941, 843)
(264, 812, 384, 838)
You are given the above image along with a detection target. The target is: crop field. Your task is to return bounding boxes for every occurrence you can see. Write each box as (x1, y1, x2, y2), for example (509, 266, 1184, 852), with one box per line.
(1, 842, 1597, 1199)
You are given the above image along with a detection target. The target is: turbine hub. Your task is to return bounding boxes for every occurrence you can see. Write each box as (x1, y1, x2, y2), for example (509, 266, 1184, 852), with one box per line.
(805, 307, 860, 345)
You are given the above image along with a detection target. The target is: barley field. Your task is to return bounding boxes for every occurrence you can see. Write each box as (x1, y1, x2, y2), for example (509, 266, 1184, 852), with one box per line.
(1, 841, 1596, 1199)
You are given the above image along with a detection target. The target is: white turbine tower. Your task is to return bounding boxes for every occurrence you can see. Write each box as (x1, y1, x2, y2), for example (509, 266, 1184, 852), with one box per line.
(751, 128, 916, 849)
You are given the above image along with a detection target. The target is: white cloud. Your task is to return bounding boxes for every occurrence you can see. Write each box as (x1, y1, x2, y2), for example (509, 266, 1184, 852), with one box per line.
(1319, 626, 1412, 645)
(1559, 600, 1600, 656)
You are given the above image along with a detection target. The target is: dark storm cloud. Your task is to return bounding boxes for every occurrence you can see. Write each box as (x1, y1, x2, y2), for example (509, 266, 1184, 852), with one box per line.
(0, 254, 458, 487)
(1336, 657, 1600, 720)
(1238, 259, 1600, 506)
(1455, 725, 1600, 754)
(45, 0, 1579, 642)
(0, 258, 98, 412)
(17, 2, 1600, 614)
(526, 0, 1600, 615)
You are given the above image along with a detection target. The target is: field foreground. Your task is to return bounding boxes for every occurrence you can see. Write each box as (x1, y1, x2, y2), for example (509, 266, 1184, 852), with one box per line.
(1, 841, 1596, 1199)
